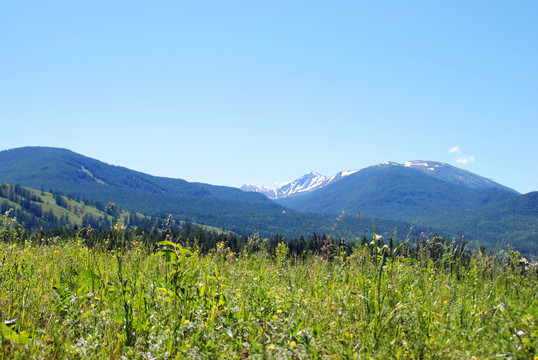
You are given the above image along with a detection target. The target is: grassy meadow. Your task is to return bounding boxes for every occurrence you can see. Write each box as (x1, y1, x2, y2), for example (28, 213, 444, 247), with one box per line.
(1, 216, 537, 359)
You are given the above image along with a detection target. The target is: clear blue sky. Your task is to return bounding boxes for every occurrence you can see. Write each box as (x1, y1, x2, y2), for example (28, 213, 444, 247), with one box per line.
(1, 1, 537, 193)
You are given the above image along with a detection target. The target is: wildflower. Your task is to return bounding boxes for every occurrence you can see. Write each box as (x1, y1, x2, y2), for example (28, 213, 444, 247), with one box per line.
(100, 311, 106, 316)
(290, 341, 297, 348)
(267, 344, 275, 351)
(157, 295, 162, 300)
(276, 309, 282, 314)
(273, 315, 278, 320)
(185, 344, 191, 349)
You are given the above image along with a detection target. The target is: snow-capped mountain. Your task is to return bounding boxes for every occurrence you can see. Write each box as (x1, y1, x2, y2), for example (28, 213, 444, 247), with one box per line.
(379, 160, 517, 192)
(275, 160, 520, 219)
(241, 169, 360, 199)
(241, 160, 518, 200)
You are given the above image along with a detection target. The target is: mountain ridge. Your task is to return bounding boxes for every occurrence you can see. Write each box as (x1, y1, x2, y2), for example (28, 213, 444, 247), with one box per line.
(1, 146, 535, 254)
(276, 164, 519, 218)
(242, 160, 517, 200)
(0, 146, 414, 240)
(241, 169, 360, 199)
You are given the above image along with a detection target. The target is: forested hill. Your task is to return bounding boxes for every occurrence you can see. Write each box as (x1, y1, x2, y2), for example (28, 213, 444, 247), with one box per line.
(425, 191, 538, 255)
(0, 182, 150, 230)
(0, 147, 417, 240)
(0, 147, 279, 235)
(1, 147, 535, 254)
(0, 147, 273, 204)
(276, 164, 518, 220)
(275, 164, 536, 254)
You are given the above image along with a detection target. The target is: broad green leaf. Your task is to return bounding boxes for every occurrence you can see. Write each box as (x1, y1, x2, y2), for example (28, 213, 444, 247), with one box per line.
(156, 240, 177, 248)
(0, 323, 32, 345)
(157, 249, 174, 255)
(78, 269, 101, 283)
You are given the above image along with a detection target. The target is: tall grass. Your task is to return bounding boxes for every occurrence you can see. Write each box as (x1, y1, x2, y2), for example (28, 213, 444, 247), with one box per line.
(0, 220, 537, 358)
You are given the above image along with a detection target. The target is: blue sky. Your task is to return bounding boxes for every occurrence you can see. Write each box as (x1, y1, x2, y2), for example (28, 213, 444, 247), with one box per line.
(1, 1, 537, 193)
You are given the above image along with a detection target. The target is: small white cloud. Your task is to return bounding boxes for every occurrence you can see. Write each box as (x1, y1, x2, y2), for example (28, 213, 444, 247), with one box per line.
(456, 156, 475, 164)
(450, 146, 474, 165)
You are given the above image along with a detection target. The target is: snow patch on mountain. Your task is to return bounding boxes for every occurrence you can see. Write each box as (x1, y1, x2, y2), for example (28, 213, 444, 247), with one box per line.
(240, 169, 360, 199)
(384, 160, 517, 192)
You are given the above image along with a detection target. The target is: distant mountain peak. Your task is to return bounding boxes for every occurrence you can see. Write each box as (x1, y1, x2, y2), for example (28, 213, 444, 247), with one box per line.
(382, 160, 517, 193)
(241, 169, 360, 199)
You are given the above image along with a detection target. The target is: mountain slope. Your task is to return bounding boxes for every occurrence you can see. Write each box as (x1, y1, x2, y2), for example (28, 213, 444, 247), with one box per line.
(243, 161, 515, 200)
(0, 147, 416, 240)
(0, 147, 272, 203)
(2, 147, 534, 253)
(428, 191, 538, 254)
(274, 162, 538, 253)
(276, 163, 518, 220)
(0, 182, 118, 229)
(0, 147, 283, 233)
(391, 161, 517, 192)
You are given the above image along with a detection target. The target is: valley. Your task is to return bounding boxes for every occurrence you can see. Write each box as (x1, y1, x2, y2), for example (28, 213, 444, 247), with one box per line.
(0, 146, 536, 254)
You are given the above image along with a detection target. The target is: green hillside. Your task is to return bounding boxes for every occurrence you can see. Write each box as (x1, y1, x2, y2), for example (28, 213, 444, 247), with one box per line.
(419, 191, 538, 255)
(277, 165, 517, 219)
(276, 165, 537, 253)
(0, 182, 145, 229)
(1, 147, 534, 253)
(0, 147, 423, 241)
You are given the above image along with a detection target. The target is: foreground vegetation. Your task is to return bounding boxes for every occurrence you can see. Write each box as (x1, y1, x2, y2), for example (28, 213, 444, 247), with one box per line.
(1, 214, 537, 359)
